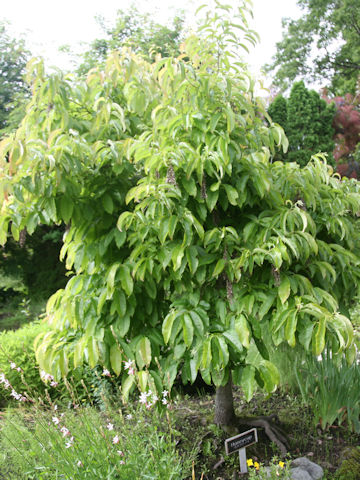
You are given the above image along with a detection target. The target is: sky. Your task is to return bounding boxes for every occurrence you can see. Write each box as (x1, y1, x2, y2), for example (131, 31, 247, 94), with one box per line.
(0, 0, 302, 82)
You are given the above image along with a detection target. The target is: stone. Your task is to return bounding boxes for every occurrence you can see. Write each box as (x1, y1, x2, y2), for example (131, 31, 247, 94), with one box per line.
(291, 457, 324, 480)
(290, 467, 312, 480)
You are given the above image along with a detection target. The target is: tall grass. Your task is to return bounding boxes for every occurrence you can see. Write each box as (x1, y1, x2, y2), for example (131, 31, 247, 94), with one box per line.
(294, 350, 360, 432)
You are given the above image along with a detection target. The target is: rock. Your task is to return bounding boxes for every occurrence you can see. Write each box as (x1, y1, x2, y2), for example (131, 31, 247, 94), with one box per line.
(290, 467, 312, 480)
(291, 457, 324, 480)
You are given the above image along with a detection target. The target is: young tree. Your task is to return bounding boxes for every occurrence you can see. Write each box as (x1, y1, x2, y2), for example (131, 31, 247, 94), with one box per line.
(268, 82, 336, 167)
(0, 1, 359, 454)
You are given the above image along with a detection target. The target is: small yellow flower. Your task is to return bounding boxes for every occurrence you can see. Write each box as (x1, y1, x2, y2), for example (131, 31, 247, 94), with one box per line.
(254, 462, 260, 470)
(247, 458, 254, 467)
(279, 461, 285, 469)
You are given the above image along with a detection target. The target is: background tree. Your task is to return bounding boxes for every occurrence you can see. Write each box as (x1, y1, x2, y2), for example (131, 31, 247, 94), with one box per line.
(0, 22, 30, 136)
(76, 6, 185, 76)
(264, 0, 360, 95)
(0, 1, 359, 455)
(268, 81, 336, 167)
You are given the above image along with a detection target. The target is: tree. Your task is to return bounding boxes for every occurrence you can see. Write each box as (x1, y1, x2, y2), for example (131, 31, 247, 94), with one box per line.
(264, 0, 360, 95)
(0, 23, 30, 135)
(0, 1, 359, 455)
(76, 6, 185, 76)
(268, 82, 336, 167)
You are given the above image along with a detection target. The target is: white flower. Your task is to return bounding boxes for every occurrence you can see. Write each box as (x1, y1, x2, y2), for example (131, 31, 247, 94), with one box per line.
(50, 381, 59, 387)
(106, 423, 114, 431)
(10, 362, 16, 370)
(117, 450, 124, 456)
(40, 370, 54, 382)
(3, 379, 10, 389)
(77, 460, 83, 467)
(152, 395, 159, 403)
(10, 389, 21, 401)
(102, 368, 111, 377)
(124, 359, 134, 370)
(162, 398, 168, 405)
(112, 435, 120, 444)
(54, 404, 58, 411)
(146, 390, 152, 397)
(16, 367, 21, 372)
(60, 427, 70, 437)
(65, 436, 74, 448)
(162, 390, 168, 397)
(125, 414, 133, 420)
(52, 416, 60, 425)
(0, 373, 5, 383)
(139, 392, 147, 404)
(119, 460, 125, 465)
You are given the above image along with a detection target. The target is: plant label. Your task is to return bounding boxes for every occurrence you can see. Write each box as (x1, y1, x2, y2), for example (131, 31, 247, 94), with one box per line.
(225, 428, 258, 474)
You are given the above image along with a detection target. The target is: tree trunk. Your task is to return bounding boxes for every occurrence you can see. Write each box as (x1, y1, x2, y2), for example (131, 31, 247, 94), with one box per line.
(214, 377, 235, 426)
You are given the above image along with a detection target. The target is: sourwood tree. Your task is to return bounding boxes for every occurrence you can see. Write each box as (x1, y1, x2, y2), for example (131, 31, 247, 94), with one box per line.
(0, 1, 359, 454)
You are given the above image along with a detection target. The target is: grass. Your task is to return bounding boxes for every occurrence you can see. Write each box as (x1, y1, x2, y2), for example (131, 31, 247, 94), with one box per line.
(0, 373, 359, 479)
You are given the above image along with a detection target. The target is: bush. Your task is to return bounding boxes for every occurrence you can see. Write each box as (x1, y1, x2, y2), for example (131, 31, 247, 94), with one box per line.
(0, 321, 121, 409)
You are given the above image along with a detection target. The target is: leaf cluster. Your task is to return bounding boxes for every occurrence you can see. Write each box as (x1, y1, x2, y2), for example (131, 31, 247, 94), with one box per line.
(0, 1, 359, 404)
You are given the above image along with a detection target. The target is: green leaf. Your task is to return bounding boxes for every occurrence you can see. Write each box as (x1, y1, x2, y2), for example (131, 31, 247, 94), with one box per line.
(162, 311, 176, 344)
(119, 265, 133, 296)
(137, 371, 149, 392)
(107, 263, 120, 291)
(182, 313, 194, 347)
(172, 244, 184, 271)
(258, 360, 279, 393)
(59, 196, 74, 223)
(122, 375, 135, 402)
(110, 343, 122, 376)
(186, 246, 199, 274)
(201, 338, 212, 369)
(182, 176, 197, 196)
(285, 310, 297, 347)
(189, 311, 204, 337)
(112, 289, 127, 317)
(212, 258, 226, 277)
(136, 337, 152, 368)
(223, 184, 239, 206)
(223, 329, 243, 352)
(235, 314, 250, 348)
(278, 276, 290, 304)
(242, 365, 257, 401)
(313, 317, 326, 356)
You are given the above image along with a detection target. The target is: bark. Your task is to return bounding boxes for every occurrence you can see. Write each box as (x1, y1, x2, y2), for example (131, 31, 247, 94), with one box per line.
(214, 378, 235, 426)
(214, 378, 289, 456)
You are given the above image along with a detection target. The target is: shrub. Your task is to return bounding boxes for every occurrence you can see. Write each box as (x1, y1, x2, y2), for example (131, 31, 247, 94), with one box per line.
(0, 321, 120, 409)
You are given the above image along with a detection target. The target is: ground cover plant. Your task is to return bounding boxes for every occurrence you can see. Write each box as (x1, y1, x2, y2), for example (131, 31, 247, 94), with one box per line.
(1, 0, 360, 477)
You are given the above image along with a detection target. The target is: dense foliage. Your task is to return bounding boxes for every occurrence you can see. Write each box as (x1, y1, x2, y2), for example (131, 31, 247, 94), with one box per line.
(265, 0, 360, 95)
(268, 81, 336, 167)
(0, 23, 30, 135)
(0, 1, 359, 422)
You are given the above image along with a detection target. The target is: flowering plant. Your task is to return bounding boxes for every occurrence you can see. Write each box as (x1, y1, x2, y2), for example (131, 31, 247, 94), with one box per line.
(247, 457, 292, 479)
